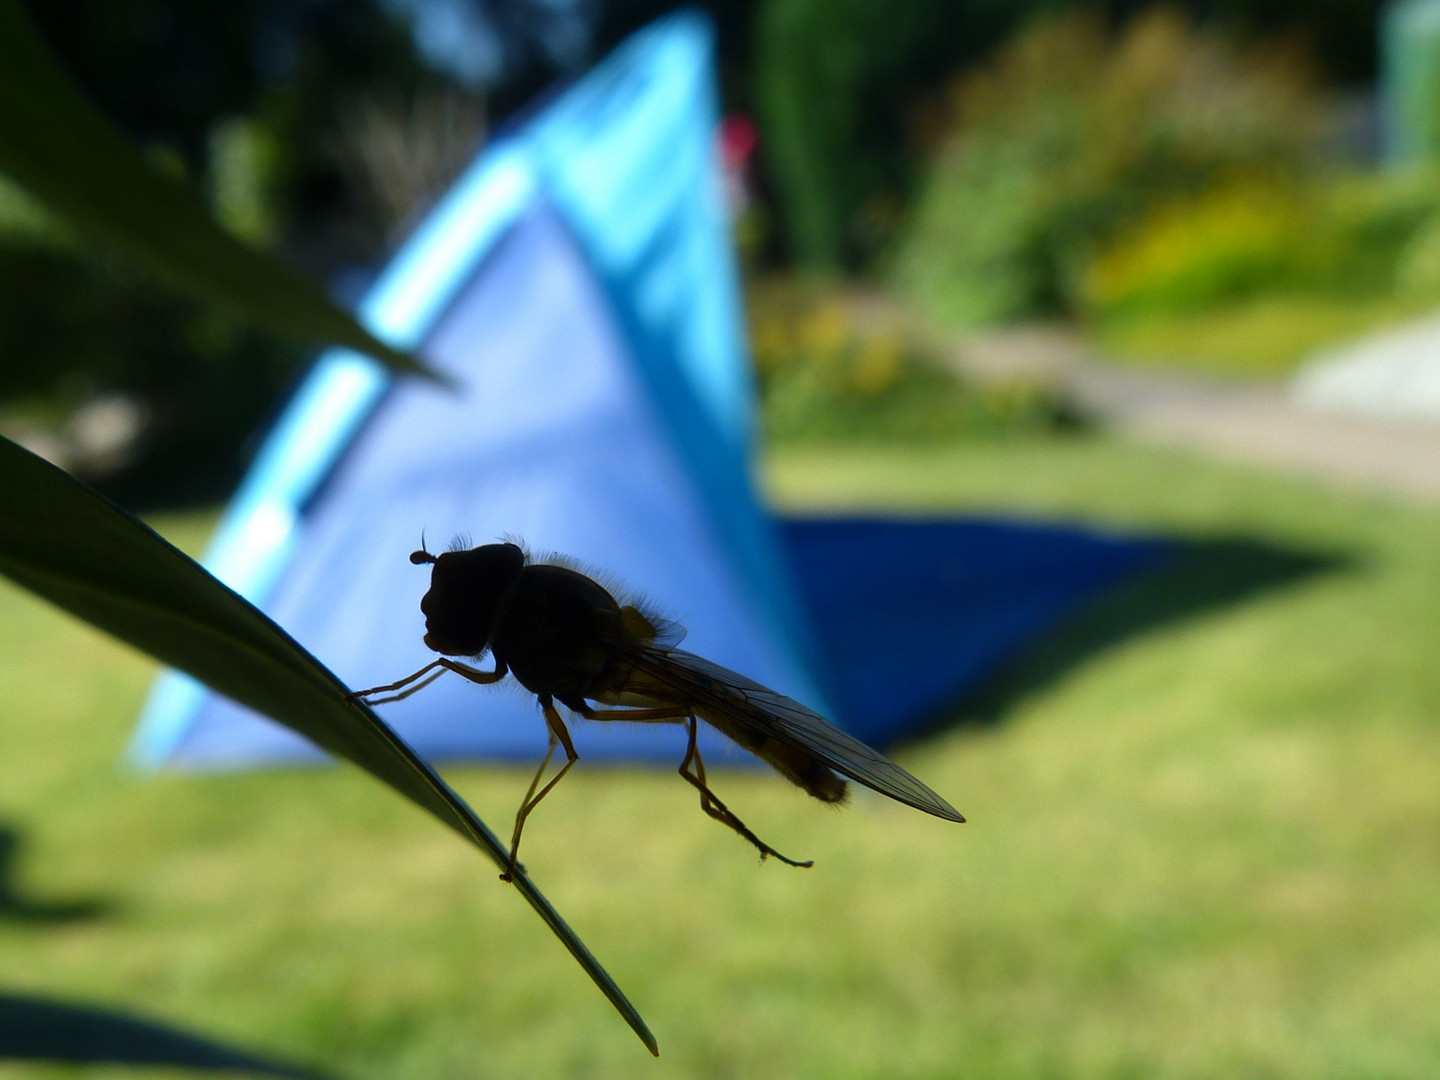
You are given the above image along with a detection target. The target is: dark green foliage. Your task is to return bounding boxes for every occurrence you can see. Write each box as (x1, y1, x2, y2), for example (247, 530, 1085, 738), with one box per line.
(0, 0, 461, 502)
(0, 0, 430, 378)
(1202, 0, 1383, 81)
(0, 237, 303, 504)
(755, 0, 1037, 270)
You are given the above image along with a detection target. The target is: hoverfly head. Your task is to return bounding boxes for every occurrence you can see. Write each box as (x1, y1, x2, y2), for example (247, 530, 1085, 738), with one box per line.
(413, 541, 525, 656)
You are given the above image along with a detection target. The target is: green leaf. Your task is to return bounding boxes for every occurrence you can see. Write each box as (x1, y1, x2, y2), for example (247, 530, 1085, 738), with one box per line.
(0, 436, 658, 1057)
(0, 0, 435, 381)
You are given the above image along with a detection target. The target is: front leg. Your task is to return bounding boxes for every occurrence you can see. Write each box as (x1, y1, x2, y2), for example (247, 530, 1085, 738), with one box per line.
(349, 657, 508, 705)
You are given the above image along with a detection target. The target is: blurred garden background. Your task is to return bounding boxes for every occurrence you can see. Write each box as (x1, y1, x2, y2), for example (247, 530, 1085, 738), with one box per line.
(4, 0, 1440, 1077)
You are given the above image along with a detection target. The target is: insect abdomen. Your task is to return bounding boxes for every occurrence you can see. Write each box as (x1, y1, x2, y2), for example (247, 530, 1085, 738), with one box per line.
(763, 737, 848, 804)
(696, 707, 848, 805)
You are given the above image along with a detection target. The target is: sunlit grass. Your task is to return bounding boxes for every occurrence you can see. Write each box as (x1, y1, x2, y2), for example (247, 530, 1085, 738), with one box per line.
(3, 436, 1439, 1078)
(1090, 295, 1427, 379)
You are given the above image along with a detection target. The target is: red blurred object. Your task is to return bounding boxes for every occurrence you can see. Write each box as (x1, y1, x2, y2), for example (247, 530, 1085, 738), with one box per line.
(718, 112, 758, 169)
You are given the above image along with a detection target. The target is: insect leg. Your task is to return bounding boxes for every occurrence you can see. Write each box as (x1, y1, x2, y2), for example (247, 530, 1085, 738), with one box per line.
(579, 707, 694, 723)
(357, 668, 446, 707)
(348, 657, 506, 705)
(501, 731, 555, 882)
(573, 706, 812, 867)
(441, 657, 508, 687)
(348, 660, 447, 702)
(677, 716, 814, 869)
(501, 698, 579, 883)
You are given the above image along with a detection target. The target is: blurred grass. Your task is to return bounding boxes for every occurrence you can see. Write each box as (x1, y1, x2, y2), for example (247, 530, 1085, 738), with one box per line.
(3, 436, 1440, 1078)
(1089, 294, 1429, 379)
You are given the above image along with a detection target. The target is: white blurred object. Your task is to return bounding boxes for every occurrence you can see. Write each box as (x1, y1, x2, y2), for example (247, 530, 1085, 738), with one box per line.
(1, 394, 150, 476)
(1292, 312, 1440, 422)
(67, 394, 146, 464)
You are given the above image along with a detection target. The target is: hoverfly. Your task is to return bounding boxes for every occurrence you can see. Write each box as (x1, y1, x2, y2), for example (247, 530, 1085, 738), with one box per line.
(350, 540, 964, 880)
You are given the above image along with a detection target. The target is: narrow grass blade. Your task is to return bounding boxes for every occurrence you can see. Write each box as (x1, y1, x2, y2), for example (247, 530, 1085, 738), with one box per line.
(0, 437, 657, 1055)
(0, 0, 435, 381)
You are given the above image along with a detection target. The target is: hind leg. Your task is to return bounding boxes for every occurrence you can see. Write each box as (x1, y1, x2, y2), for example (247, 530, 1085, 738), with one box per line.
(574, 705, 812, 868)
(677, 716, 812, 869)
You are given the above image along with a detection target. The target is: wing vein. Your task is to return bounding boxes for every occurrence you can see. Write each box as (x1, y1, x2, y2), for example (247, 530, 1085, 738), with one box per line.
(601, 646, 964, 823)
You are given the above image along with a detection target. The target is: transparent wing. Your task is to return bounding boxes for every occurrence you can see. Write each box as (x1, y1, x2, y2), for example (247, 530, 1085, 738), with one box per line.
(642, 613, 687, 651)
(618, 648, 965, 823)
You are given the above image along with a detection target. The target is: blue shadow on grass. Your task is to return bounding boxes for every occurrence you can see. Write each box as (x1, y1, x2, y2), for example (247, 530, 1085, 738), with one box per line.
(779, 516, 1344, 742)
(779, 516, 1171, 746)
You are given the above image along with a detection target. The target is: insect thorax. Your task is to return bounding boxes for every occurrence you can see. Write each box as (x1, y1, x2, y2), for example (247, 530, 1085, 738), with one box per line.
(490, 564, 623, 700)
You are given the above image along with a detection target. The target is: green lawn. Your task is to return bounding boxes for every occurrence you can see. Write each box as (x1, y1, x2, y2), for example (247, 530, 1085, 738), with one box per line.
(3, 436, 1439, 1079)
(1090, 295, 1427, 380)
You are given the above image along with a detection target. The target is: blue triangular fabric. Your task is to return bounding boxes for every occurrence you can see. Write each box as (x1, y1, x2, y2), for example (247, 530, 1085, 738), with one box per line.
(132, 13, 1167, 770)
(153, 201, 817, 766)
(134, 13, 819, 768)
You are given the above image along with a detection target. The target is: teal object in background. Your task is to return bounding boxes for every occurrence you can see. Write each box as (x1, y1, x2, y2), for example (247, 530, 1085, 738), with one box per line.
(1382, 0, 1440, 163)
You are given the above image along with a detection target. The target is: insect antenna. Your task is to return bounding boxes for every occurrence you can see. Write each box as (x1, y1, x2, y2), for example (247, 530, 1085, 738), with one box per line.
(409, 530, 436, 565)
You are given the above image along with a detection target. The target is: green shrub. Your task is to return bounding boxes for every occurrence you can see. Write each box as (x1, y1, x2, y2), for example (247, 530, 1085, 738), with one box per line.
(1081, 179, 1315, 316)
(0, 111, 300, 502)
(1077, 167, 1440, 375)
(1395, 211, 1440, 297)
(1084, 168, 1440, 322)
(1091, 295, 1419, 377)
(749, 281, 1081, 443)
(890, 7, 1326, 327)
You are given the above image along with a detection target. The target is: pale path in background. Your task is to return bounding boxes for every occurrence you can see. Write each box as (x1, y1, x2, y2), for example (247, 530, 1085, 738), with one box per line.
(944, 322, 1440, 504)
